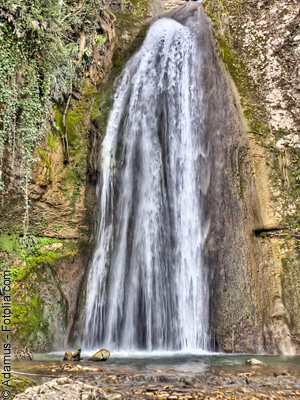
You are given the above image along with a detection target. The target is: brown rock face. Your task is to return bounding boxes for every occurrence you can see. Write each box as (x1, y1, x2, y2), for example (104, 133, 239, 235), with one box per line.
(1, 0, 299, 355)
(204, 0, 300, 354)
(0, 6, 118, 351)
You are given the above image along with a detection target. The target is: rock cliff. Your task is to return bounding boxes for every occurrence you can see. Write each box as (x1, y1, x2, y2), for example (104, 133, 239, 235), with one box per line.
(204, 0, 300, 353)
(0, 0, 299, 354)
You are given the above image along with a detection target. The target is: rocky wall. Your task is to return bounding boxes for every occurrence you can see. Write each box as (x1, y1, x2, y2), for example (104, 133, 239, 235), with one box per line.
(204, 0, 300, 354)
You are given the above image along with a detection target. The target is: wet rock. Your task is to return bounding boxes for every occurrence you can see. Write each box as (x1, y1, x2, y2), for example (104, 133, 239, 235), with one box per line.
(73, 348, 82, 361)
(63, 351, 73, 361)
(14, 377, 107, 399)
(63, 348, 82, 362)
(246, 358, 265, 366)
(89, 349, 110, 361)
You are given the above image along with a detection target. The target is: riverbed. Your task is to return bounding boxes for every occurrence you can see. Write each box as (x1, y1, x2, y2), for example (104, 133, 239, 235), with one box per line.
(13, 353, 300, 399)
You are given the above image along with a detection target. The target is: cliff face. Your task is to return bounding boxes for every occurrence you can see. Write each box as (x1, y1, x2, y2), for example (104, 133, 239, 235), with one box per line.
(204, 0, 300, 354)
(0, 40, 111, 351)
(1, 0, 299, 354)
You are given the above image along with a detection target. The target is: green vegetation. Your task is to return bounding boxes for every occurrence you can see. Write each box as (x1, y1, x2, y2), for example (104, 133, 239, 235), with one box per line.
(258, 231, 267, 239)
(12, 294, 54, 347)
(53, 224, 64, 231)
(60, 164, 82, 210)
(0, 233, 62, 271)
(0, 0, 114, 231)
(0, 233, 72, 349)
(203, 0, 268, 138)
(38, 147, 52, 183)
(204, 0, 300, 234)
(215, 34, 266, 137)
(1, 373, 34, 398)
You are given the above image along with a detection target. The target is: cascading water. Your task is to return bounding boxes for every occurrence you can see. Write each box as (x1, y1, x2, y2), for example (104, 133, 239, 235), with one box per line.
(83, 5, 212, 352)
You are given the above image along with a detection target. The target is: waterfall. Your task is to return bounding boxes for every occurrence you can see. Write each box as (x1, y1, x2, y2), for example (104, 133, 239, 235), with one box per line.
(83, 4, 212, 352)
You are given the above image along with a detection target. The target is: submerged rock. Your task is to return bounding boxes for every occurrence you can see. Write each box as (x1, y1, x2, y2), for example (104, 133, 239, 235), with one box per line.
(246, 358, 265, 366)
(89, 349, 110, 361)
(14, 377, 107, 399)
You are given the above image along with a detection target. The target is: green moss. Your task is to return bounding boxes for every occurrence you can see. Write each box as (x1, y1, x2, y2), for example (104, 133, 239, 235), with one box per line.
(12, 294, 53, 348)
(216, 35, 263, 131)
(288, 148, 300, 199)
(282, 258, 292, 272)
(47, 133, 57, 151)
(0, 233, 77, 351)
(0, 234, 20, 253)
(61, 165, 82, 210)
(37, 149, 50, 169)
(53, 105, 64, 136)
(203, 1, 268, 138)
(258, 231, 267, 239)
(37, 148, 52, 184)
(54, 92, 90, 211)
(0, 234, 60, 256)
(1, 374, 34, 398)
(91, 91, 111, 133)
(53, 224, 64, 231)
(53, 84, 98, 212)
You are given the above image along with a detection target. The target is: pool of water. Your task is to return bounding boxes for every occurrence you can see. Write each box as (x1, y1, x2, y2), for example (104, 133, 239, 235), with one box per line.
(13, 351, 300, 376)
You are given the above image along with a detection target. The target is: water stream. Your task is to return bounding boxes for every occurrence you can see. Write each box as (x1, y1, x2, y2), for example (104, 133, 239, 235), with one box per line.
(83, 5, 212, 352)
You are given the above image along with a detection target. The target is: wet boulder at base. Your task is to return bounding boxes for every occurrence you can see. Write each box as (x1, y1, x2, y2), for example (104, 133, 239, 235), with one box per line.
(63, 351, 73, 361)
(89, 349, 110, 361)
(63, 348, 82, 361)
(72, 348, 82, 361)
(246, 358, 265, 366)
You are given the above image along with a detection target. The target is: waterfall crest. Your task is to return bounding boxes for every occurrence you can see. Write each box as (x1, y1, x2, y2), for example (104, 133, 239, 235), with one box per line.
(84, 5, 211, 352)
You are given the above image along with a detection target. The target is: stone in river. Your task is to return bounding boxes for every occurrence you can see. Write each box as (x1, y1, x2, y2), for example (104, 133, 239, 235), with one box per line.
(63, 351, 73, 361)
(246, 358, 265, 366)
(89, 348, 110, 361)
(72, 348, 82, 361)
(63, 348, 82, 361)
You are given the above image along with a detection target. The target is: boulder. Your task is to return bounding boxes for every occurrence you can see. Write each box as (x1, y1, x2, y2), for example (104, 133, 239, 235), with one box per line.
(63, 348, 82, 361)
(14, 377, 107, 399)
(246, 358, 265, 366)
(89, 348, 110, 361)
(63, 351, 73, 361)
(72, 348, 82, 361)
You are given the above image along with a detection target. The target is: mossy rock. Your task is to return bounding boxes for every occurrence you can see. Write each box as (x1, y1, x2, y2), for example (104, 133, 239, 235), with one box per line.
(89, 348, 110, 361)
(63, 351, 73, 361)
(0, 373, 35, 398)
